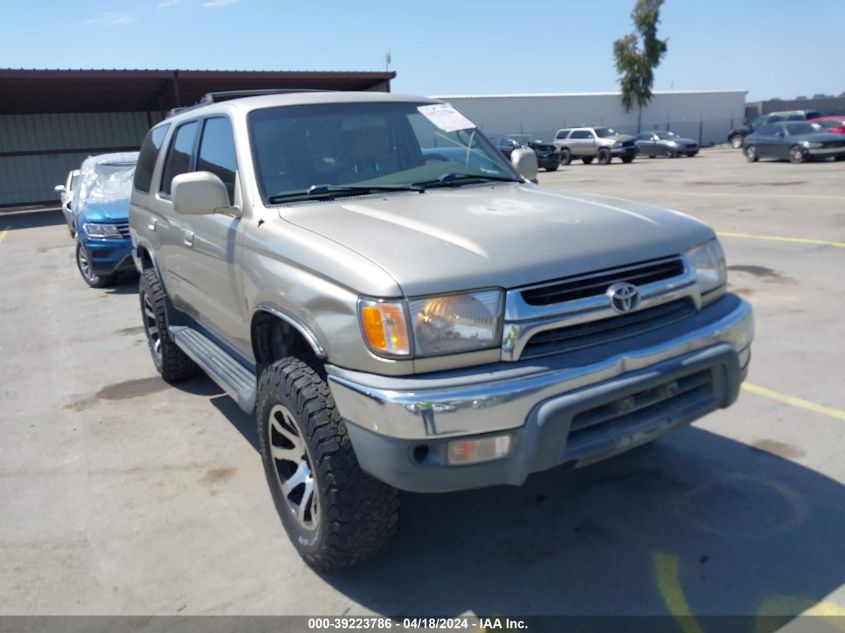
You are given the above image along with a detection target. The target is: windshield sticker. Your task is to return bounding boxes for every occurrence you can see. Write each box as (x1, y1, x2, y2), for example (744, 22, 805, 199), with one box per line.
(418, 104, 476, 133)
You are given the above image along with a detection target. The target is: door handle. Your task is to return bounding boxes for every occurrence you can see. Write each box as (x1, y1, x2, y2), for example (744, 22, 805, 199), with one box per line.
(183, 230, 194, 247)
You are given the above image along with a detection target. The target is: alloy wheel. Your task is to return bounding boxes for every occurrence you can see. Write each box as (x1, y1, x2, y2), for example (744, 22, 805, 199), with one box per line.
(77, 244, 98, 283)
(142, 292, 162, 362)
(268, 404, 319, 530)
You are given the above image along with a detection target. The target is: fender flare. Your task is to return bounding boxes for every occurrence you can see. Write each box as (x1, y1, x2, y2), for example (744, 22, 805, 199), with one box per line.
(253, 303, 327, 360)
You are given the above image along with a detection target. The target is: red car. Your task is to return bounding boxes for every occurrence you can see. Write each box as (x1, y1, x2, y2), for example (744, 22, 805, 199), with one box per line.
(809, 116, 845, 135)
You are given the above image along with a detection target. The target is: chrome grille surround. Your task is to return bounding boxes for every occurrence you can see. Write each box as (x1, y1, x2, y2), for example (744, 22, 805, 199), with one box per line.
(501, 256, 699, 362)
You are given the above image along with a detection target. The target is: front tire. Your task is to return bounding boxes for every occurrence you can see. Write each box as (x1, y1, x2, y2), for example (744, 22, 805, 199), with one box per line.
(545, 163, 559, 172)
(789, 145, 806, 164)
(257, 358, 399, 571)
(560, 148, 572, 165)
(597, 148, 612, 164)
(663, 147, 676, 158)
(745, 145, 759, 162)
(730, 134, 744, 149)
(621, 155, 635, 164)
(139, 268, 198, 382)
(76, 242, 115, 288)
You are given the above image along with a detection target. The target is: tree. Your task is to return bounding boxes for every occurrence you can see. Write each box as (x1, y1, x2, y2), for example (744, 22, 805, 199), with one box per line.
(613, 0, 668, 131)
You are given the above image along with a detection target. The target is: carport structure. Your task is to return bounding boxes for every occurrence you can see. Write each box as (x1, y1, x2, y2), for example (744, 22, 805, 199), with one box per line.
(0, 68, 395, 206)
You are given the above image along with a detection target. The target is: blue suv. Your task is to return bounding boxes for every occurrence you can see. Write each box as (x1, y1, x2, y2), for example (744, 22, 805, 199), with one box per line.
(73, 152, 139, 287)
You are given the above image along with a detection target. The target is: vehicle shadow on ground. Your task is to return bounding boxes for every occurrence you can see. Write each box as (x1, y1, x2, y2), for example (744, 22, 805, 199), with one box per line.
(311, 427, 845, 630)
(0, 208, 63, 231)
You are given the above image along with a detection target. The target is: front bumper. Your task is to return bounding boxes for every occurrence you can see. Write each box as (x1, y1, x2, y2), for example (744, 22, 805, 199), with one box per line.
(80, 237, 134, 275)
(610, 145, 638, 157)
(328, 294, 753, 493)
(808, 147, 845, 157)
(536, 152, 561, 168)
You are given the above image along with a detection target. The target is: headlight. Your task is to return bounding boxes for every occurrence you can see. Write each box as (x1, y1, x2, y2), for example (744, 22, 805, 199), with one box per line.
(686, 239, 727, 300)
(83, 223, 122, 238)
(360, 291, 504, 358)
(409, 290, 503, 356)
(613, 141, 622, 147)
(666, 140, 678, 147)
(801, 141, 822, 149)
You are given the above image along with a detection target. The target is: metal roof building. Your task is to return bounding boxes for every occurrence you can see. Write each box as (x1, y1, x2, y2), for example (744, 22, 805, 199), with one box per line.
(0, 68, 395, 206)
(433, 90, 747, 148)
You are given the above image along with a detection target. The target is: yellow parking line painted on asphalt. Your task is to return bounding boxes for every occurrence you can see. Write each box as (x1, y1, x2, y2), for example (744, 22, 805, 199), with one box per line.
(743, 383, 845, 422)
(0, 225, 10, 245)
(718, 231, 845, 248)
(653, 552, 706, 633)
(648, 190, 845, 201)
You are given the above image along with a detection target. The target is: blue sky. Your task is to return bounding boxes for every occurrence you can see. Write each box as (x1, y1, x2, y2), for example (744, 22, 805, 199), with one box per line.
(1, 0, 841, 101)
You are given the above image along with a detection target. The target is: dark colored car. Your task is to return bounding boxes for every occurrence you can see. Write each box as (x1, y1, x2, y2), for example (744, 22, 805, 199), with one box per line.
(727, 110, 820, 149)
(743, 121, 845, 163)
(808, 116, 845, 135)
(635, 131, 699, 158)
(490, 134, 561, 171)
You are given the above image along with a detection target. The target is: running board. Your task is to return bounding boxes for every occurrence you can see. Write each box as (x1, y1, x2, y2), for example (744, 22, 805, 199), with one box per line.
(169, 326, 256, 413)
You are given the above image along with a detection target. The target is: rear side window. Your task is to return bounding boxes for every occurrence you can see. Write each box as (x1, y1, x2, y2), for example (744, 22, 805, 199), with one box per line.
(160, 121, 199, 195)
(570, 130, 591, 139)
(134, 124, 171, 193)
(197, 117, 238, 205)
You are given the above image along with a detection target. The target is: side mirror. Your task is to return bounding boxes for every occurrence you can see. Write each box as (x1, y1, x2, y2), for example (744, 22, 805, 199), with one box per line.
(511, 148, 538, 182)
(171, 172, 239, 216)
(54, 185, 66, 193)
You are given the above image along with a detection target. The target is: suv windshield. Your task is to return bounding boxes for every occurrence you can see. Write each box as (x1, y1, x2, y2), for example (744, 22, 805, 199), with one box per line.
(248, 102, 518, 202)
(594, 128, 618, 138)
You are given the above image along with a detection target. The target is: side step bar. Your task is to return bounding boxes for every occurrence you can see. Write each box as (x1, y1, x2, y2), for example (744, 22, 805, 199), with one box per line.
(169, 326, 256, 413)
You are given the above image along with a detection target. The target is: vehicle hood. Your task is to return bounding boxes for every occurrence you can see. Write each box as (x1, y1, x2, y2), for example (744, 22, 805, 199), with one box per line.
(528, 142, 557, 152)
(77, 198, 130, 223)
(278, 184, 714, 297)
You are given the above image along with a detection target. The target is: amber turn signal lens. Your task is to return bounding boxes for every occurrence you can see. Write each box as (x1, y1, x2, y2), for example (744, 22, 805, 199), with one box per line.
(360, 300, 410, 356)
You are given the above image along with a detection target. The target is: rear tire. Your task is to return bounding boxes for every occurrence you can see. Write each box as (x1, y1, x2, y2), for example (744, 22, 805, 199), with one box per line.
(582, 157, 594, 165)
(597, 148, 612, 164)
(257, 358, 399, 571)
(139, 268, 198, 382)
(560, 148, 572, 165)
(76, 242, 115, 288)
(745, 145, 759, 162)
(730, 134, 744, 149)
(621, 155, 635, 164)
(789, 145, 806, 164)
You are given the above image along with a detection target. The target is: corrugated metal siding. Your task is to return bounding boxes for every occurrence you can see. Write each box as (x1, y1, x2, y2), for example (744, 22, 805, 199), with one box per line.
(0, 111, 163, 205)
(433, 91, 747, 147)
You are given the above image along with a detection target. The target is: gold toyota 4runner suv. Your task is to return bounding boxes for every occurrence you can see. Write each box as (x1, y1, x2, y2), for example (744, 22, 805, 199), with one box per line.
(129, 90, 753, 570)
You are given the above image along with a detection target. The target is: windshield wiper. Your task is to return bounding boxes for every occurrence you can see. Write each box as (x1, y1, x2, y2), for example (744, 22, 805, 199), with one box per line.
(268, 183, 424, 203)
(412, 173, 520, 188)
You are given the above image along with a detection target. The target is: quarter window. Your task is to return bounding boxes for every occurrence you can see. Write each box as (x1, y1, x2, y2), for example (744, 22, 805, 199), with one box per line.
(556, 130, 570, 139)
(134, 123, 171, 193)
(160, 121, 198, 196)
(198, 117, 238, 204)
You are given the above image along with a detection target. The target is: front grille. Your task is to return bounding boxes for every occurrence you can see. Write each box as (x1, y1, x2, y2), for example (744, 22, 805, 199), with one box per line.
(521, 257, 684, 306)
(522, 298, 696, 359)
(562, 368, 715, 462)
(116, 222, 130, 238)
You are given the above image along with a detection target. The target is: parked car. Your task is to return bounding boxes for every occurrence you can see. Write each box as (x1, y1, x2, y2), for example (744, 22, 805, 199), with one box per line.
(130, 90, 753, 570)
(743, 121, 845, 163)
(73, 152, 139, 287)
(808, 116, 845, 135)
(54, 169, 81, 237)
(635, 131, 699, 158)
(727, 110, 820, 149)
(554, 127, 638, 164)
(490, 134, 560, 171)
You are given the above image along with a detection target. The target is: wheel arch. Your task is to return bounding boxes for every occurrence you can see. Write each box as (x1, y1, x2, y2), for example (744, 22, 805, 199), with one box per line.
(251, 304, 327, 376)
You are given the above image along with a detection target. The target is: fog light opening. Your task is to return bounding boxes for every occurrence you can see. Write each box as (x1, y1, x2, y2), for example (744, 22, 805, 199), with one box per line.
(412, 444, 430, 463)
(447, 434, 512, 466)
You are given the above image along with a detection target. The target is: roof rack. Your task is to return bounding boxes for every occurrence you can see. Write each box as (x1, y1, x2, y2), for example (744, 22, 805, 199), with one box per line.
(165, 88, 326, 118)
(198, 88, 326, 104)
